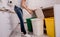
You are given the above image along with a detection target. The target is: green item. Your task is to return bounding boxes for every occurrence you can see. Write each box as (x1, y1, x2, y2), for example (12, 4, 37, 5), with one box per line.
(26, 18, 35, 32)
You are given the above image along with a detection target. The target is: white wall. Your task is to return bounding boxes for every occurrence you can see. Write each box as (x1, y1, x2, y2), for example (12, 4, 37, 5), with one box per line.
(0, 12, 12, 37)
(39, 0, 55, 8)
(55, 0, 60, 4)
(54, 4, 60, 37)
(54, 0, 60, 37)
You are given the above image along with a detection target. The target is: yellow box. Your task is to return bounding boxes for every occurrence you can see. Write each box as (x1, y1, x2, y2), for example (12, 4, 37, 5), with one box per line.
(45, 17, 55, 37)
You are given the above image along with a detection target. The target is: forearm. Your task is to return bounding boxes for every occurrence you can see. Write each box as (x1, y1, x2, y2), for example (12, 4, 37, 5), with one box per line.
(21, 4, 32, 14)
(21, 0, 33, 14)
